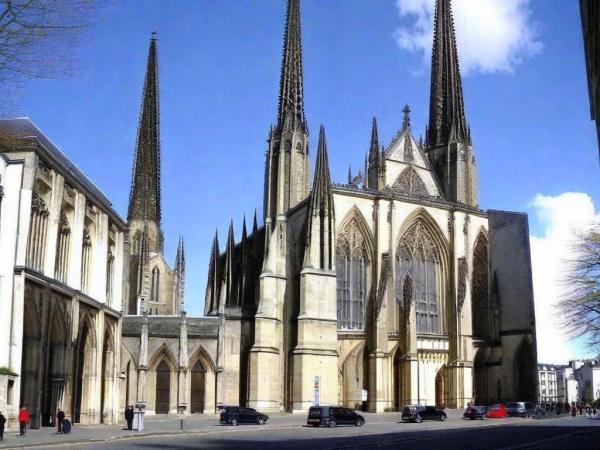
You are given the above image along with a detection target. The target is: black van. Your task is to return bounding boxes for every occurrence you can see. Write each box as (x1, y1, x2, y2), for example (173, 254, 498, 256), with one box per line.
(307, 406, 365, 427)
(219, 406, 269, 426)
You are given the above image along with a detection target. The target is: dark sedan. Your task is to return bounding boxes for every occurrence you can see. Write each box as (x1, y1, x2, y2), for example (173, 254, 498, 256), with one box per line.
(402, 405, 447, 423)
(463, 406, 487, 420)
(219, 406, 269, 426)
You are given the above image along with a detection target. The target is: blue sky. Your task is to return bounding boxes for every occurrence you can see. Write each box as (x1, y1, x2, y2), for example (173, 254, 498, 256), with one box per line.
(13, 0, 599, 363)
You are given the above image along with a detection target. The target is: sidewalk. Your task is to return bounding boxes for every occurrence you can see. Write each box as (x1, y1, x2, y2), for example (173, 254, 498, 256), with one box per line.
(0, 414, 223, 449)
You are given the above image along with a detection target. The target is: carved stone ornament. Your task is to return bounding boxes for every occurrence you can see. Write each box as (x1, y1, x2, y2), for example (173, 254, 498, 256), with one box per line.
(59, 212, 70, 234)
(336, 217, 369, 260)
(397, 221, 440, 263)
(457, 257, 467, 312)
(83, 227, 92, 247)
(403, 135, 414, 162)
(391, 167, 428, 198)
(375, 253, 391, 319)
(402, 272, 413, 320)
(31, 192, 49, 216)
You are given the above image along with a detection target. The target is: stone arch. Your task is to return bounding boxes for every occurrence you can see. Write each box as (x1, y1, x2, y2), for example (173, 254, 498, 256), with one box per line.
(471, 231, 490, 339)
(42, 300, 69, 426)
(514, 337, 536, 402)
(395, 210, 449, 335)
(473, 347, 489, 405)
(187, 345, 216, 414)
(72, 313, 98, 424)
(390, 343, 408, 410)
(148, 345, 177, 415)
(435, 366, 446, 408)
(100, 322, 117, 423)
(120, 346, 138, 410)
(339, 341, 367, 410)
(336, 207, 374, 331)
(391, 166, 429, 197)
(20, 290, 42, 427)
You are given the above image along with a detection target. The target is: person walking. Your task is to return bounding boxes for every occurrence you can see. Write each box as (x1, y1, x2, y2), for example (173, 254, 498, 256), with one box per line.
(0, 411, 6, 441)
(125, 405, 134, 430)
(56, 409, 65, 433)
(18, 407, 29, 436)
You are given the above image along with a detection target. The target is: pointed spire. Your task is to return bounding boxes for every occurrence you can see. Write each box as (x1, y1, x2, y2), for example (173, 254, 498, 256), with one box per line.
(347, 164, 352, 184)
(175, 235, 185, 274)
(242, 214, 248, 241)
(252, 209, 258, 235)
(204, 230, 220, 316)
(278, 0, 306, 132)
(128, 32, 162, 224)
(305, 125, 335, 270)
(428, 0, 469, 147)
(402, 104, 411, 131)
(226, 220, 235, 253)
(368, 117, 379, 164)
(310, 125, 333, 214)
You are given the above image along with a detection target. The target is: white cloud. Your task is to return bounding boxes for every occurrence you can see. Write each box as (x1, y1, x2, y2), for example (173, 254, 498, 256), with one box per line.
(394, 0, 542, 75)
(529, 193, 600, 364)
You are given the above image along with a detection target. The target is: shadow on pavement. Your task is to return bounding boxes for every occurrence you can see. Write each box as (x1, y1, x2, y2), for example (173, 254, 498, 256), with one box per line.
(120, 425, 600, 450)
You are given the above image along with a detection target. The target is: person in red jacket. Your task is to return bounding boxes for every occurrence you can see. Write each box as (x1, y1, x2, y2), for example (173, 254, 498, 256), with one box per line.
(18, 407, 29, 436)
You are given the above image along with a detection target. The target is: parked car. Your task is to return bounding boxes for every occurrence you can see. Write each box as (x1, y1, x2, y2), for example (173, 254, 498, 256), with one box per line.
(219, 406, 269, 426)
(307, 406, 365, 427)
(486, 404, 507, 418)
(401, 405, 447, 423)
(463, 405, 487, 420)
(505, 402, 536, 418)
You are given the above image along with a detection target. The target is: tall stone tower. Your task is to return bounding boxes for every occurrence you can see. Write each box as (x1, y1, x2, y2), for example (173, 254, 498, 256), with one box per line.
(426, 0, 478, 207)
(263, 0, 310, 224)
(127, 33, 184, 315)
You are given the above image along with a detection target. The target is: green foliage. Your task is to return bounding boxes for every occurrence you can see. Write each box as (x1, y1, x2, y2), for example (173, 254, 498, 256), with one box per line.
(0, 367, 17, 376)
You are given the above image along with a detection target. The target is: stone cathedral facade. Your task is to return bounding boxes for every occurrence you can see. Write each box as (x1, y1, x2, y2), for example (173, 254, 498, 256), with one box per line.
(203, 0, 538, 412)
(0, 0, 540, 424)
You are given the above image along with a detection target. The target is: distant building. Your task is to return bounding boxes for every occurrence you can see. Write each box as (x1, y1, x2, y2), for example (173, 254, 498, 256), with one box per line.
(538, 364, 559, 403)
(580, 0, 600, 150)
(574, 360, 600, 403)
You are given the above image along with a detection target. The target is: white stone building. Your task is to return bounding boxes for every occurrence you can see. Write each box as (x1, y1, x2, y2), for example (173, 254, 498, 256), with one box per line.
(0, 119, 127, 427)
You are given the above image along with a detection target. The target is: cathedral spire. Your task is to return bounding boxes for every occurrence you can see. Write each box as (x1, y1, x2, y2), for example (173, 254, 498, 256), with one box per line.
(278, 0, 306, 132)
(175, 235, 186, 314)
(204, 230, 220, 316)
(368, 117, 381, 190)
(128, 32, 162, 225)
(252, 209, 258, 235)
(427, 0, 469, 147)
(304, 125, 334, 270)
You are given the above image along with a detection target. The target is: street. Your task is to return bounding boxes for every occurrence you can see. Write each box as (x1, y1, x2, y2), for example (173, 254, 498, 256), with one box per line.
(2, 411, 599, 449)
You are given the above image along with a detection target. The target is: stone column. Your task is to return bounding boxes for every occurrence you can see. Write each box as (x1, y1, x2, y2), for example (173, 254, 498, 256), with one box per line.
(43, 171, 64, 278)
(136, 314, 149, 409)
(67, 191, 86, 290)
(178, 313, 189, 414)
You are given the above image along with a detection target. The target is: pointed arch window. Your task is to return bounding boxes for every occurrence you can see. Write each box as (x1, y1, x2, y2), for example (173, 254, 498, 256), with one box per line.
(472, 234, 489, 339)
(395, 221, 442, 334)
(391, 167, 429, 197)
(54, 212, 71, 282)
(151, 266, 160, 303)
(336, 218, 370, 331)
(26, 192, 49, 271)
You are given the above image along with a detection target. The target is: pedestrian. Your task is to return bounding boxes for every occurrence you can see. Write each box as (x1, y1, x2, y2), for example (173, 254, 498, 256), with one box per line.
(56, 409, 65, 433)
(0, 411, 6, 441)
(125, 405, 134, 430)
(18, 407, 29, 436)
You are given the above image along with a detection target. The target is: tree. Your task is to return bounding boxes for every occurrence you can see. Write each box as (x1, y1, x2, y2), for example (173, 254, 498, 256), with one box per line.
(0, 0, 112, 110)
(560, 226, 600, 348)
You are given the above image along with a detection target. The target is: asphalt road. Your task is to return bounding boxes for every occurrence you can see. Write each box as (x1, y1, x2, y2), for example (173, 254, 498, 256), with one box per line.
(29, 414, 600, 450)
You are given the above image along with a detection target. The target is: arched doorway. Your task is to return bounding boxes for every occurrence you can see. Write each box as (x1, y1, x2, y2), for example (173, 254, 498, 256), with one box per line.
(100, 328, 115, 423)
(393, 349, 402, 410)
(190, 361, 206, 413)
(42, 308, 67, 426)
(72, 317, 96, 423)
(155, 361, 170, 414)
(473, 349, 487, 405)
(435, 369, 445, 408)
(20, 294, 41, 428)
